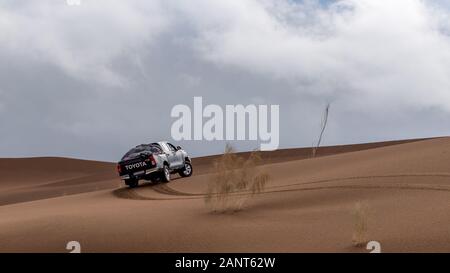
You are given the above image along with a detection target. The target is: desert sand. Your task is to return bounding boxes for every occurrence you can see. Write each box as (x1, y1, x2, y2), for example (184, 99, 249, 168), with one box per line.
(0, 137, 449, 253)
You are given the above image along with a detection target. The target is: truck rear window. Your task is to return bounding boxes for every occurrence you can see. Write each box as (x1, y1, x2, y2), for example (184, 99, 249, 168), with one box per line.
(121, 145, 162, 160)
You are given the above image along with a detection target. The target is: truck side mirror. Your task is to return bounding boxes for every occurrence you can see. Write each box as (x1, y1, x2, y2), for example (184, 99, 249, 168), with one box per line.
(176, 146, 182, 151)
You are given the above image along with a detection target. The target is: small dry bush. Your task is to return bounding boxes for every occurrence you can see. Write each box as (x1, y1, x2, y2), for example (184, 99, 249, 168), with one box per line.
(352, 201, 370, 247)
(205, 144, 270, 213)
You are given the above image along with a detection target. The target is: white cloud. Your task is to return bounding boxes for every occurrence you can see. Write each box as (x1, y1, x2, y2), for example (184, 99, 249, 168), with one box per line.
(174, 0, 450, 111)
(2, 0, 448, 104)
(1, 0, 450, 160)
(0, 0, 169, 86)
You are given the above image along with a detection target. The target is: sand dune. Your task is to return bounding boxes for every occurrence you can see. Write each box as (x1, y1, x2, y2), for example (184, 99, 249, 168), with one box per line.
(0, 137, 449, 252)
(0, 157, 117, 206)
(0, 139, 420, 206)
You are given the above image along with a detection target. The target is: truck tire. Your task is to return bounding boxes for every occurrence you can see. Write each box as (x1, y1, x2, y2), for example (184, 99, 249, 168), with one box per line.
(125, 179, 139, 188)
(178, 162, 193, 177)
(160, 164, 171, 183)
(149, 176, 160, 183)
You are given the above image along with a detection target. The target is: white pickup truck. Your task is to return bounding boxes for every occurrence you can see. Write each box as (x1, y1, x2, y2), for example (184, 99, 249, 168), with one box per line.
(117, 141, 193, 188)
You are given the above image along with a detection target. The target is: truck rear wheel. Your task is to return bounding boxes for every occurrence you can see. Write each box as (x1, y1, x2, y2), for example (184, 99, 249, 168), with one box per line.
(125, 179, 139, 188)
(160, 165, 171, 183)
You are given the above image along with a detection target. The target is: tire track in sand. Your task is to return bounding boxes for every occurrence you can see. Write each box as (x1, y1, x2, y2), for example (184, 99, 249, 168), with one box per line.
(112, 173, 450, 201)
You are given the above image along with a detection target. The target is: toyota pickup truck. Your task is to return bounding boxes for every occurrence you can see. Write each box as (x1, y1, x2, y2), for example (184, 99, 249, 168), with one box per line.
(117, 141, 193, 188)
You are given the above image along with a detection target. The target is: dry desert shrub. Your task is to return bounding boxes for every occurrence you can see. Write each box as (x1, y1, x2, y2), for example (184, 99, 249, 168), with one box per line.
(352, 201, 370, 247)
(312, 102, 330, 157)
(205, 144, 269, 213)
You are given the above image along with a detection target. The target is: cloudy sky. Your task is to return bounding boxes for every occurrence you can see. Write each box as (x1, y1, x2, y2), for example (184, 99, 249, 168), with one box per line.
(0, 0, 450, 161)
